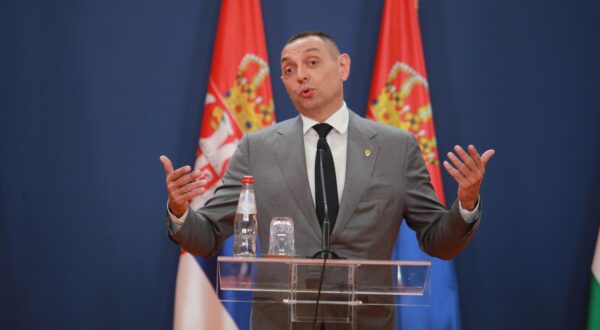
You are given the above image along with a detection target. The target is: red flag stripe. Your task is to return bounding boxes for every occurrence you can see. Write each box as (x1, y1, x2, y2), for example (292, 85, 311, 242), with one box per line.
(367, 0, 445, 204)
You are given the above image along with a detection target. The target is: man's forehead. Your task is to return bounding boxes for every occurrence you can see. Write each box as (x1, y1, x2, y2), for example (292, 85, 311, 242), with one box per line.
(281, 37, 327, 61)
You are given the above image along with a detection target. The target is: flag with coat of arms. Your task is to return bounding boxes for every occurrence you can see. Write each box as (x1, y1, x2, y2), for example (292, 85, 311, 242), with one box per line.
(367, 0, 463, 328)
(173, 0, 275, 329)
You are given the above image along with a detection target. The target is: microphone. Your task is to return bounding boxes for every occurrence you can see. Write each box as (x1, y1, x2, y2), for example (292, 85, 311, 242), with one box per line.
(318, 148, 332, 259)
(312, 147, 339, 259)
(311, 148, 335, 329)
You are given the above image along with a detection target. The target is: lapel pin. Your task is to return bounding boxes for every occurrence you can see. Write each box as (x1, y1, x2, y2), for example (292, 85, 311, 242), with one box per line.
(364, 148, 372, 157)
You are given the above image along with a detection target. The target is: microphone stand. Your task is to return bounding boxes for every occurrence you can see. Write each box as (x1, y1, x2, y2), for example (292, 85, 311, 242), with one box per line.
(312, 148, 340, 260)
(311, 148, 340, 329)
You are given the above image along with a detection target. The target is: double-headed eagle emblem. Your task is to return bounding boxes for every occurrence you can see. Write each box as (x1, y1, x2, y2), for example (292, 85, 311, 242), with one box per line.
(370, 62, 439, 165)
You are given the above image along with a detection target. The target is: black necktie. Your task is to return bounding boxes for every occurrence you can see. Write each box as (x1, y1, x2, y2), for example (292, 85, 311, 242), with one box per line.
(313, 123, 339, 231)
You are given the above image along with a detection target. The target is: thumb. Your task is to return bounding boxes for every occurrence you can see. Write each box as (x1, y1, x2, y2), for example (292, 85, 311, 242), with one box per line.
(159, 155, 175, 175)
(481, 149, 496, 167)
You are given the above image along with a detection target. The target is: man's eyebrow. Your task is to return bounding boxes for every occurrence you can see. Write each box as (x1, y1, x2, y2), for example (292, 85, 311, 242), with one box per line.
(281, 47, 322, 63)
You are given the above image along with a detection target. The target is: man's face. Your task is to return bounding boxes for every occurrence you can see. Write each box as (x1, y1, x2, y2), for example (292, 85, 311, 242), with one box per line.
(280, 36, 350, 120)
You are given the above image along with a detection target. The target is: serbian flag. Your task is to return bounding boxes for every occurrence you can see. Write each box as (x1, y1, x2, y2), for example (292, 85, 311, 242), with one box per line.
(173, 0, 275, 329)
(367, 0, 462, 329)
(588, 229, 600, 330)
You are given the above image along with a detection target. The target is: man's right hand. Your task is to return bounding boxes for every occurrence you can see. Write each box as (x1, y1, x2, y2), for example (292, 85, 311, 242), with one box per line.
(159, 155, 207, 218)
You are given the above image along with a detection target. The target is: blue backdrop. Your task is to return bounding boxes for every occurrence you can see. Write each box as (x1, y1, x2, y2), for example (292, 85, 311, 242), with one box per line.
(1, 0, 599, 329)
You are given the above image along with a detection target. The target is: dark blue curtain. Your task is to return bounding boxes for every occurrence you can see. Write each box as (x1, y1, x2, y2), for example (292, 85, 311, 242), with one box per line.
(1, 0, 599, 329)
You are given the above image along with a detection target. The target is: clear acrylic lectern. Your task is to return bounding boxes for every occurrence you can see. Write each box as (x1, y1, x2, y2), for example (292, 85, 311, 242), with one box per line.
(217, 256, 431, 329)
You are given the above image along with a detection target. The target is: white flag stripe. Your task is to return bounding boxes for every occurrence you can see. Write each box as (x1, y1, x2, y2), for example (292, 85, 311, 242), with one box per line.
(592, 229, 600, 279)
(173, 252, 238, 330)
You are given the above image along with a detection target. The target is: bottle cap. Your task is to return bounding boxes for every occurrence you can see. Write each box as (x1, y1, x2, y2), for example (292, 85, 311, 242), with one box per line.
(242, 175, 254, 184)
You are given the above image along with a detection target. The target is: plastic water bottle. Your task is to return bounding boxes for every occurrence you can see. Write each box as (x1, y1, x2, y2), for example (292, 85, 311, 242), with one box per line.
(233, 175, 258, 257)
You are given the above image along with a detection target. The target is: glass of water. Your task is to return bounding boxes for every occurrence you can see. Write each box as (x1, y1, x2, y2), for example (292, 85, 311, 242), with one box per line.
(268, 217, 295, 256)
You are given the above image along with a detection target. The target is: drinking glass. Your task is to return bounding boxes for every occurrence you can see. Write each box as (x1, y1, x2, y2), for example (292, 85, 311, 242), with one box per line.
(268, 217, 295, 256)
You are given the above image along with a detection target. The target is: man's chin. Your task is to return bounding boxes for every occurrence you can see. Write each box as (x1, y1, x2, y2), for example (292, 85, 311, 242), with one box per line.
(292, 100, 319, 113)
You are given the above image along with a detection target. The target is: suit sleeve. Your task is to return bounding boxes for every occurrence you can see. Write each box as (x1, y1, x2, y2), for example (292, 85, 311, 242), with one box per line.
(402, 135, 479, 260)
(166, 134, 252, 257)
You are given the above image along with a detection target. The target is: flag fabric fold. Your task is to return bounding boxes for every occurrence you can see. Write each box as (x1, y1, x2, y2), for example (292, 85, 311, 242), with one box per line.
(367, 0, 462, 328)
(588, 229, 600, 330)
(173, 0, 275, 329)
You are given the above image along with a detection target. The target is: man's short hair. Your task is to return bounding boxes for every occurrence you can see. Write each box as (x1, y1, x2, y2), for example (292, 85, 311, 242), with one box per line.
(285, 31, 341, 57)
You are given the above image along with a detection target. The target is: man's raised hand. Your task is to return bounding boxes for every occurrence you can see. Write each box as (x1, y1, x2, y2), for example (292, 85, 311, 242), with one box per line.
(442, 145, 495, 211)
(159, 155, 207, 217)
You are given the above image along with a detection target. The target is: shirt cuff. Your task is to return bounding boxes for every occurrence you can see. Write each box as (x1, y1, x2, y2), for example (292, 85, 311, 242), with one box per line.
(167, 200, 188, 225)
(458, 197, 480, 224)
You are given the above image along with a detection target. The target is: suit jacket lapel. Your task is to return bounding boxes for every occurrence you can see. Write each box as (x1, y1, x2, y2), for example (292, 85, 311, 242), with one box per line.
(331, 112, 378, 242)
(274, 117, 323, 240)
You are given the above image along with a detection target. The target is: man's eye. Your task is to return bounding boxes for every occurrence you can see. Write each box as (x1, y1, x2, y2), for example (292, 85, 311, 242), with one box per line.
(284, 67, 295, 75)
(308, 60, 318, 66)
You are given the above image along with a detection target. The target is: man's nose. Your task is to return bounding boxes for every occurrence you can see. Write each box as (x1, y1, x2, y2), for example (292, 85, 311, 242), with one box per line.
(296, 66, 309, 82)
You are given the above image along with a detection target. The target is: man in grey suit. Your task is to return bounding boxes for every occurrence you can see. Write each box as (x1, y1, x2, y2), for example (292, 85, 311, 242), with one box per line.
(160, 31, 494, 329)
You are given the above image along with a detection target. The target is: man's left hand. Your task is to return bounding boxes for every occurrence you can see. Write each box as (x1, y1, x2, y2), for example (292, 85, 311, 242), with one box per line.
(443, 145, 495, 211)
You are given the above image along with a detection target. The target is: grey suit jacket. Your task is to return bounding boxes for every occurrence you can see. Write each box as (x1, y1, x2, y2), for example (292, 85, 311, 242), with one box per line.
(168, 110, 479, 329)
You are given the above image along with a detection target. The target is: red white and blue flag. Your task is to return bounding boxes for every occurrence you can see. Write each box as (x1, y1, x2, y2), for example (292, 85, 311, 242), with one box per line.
(367, 0, 462, 328)
(173, 0, 275, 329)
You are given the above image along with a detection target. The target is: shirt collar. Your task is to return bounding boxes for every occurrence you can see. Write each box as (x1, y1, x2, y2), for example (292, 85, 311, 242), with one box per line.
(300, 102, 349, 136)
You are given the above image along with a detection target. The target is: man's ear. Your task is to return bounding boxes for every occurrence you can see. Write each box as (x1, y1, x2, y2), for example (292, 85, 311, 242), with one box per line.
(338, 53, 351, 81)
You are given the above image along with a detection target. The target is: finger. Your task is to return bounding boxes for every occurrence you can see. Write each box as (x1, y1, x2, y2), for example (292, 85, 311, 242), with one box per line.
(180, 187, 207, 201)
(454, 145, 478, 171)
(443, 160, 466, 185)
(468, 145, 483, 169)
(447, 151, 471, 176)
(179, 179, 208, 194)
(159, 155, 174, 175)
(174, 169, 203, 187)
(170, 181, 203, 201)
(480, 149, 496, 167)
(169, 165, 193, 183)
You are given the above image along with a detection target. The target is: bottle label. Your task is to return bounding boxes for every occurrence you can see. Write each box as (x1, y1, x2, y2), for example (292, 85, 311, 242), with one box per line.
(237, 205, 257, 213)
(236, 190, 256, 214)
